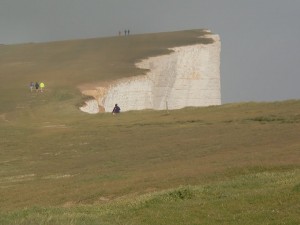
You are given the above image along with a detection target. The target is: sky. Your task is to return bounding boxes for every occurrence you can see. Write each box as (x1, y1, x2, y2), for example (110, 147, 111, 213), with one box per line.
(1, 0, 300, 103)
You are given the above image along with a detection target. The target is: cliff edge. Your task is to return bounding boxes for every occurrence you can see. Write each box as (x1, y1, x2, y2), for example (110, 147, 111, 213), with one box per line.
(80, 32, 221, 113)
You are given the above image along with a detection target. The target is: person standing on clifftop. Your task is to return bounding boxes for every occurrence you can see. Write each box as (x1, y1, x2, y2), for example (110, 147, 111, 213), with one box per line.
(112, 104, 121, 115)
(29, 81, 34, 92)
(40, 82, 45, 92)
(35, 82, 39, 92)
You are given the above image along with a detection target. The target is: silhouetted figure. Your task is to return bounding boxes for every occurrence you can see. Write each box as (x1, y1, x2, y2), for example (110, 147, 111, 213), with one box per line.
(124, 30, 127, 36)
(128, 29, 130, 35)
(35, 82, 39, 92)
(112, 104, 121, 115)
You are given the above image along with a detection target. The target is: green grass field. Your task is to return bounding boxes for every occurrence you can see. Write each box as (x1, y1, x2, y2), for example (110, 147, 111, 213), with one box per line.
(0, 30, 299, 224)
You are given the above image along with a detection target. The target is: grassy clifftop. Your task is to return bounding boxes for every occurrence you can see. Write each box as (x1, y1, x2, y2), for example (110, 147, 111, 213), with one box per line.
(0, 30, 299, 224)
(0, 29, 213, 114)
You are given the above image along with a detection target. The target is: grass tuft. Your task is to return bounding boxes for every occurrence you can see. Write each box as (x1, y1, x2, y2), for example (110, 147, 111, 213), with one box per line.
(293, 183, 300, 192)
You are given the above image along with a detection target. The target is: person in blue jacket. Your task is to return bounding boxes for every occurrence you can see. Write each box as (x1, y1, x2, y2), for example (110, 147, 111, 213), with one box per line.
(112, 104, 121, 115)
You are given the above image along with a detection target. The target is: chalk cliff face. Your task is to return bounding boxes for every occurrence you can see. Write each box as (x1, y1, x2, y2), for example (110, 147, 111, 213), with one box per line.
(80, 34, 221, 113)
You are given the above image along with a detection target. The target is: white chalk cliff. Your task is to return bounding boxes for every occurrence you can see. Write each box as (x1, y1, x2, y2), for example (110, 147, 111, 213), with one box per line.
(80, 33, 221, 114)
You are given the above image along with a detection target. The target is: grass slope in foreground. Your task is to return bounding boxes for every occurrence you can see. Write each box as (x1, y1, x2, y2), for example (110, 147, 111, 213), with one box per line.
(1, 170, 299, 225)
(0, 30, 299, 224)
(1, 101, 300, 224)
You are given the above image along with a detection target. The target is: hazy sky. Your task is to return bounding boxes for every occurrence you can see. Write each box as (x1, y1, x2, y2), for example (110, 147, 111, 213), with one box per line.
(1, 0, 299, 103)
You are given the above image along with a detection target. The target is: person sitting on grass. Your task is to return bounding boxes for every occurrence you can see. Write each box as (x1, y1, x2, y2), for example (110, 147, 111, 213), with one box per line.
(112, 104, 121, 115)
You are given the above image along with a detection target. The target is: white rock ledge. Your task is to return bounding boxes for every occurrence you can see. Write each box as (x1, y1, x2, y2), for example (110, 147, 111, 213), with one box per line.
(80, 99, 99, 114)
(80, 34, 221, 113)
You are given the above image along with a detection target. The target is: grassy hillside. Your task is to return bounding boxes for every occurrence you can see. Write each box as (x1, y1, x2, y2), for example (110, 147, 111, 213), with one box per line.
(0, 29, 212, 113)
(0, 30, 299, 224)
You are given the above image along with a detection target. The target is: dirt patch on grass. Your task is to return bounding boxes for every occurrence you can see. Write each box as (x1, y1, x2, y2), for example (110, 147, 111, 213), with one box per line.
(42, 124, 68, 128)
(0, 113, 9, 122)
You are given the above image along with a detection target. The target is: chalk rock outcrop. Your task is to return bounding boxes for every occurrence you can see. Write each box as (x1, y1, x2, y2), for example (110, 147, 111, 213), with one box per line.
(80, 33, 221, 113)
(80, 99, 99, 114)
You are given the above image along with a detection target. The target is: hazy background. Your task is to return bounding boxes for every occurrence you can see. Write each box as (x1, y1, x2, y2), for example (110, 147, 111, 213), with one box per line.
(1, 0, 299, 103)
